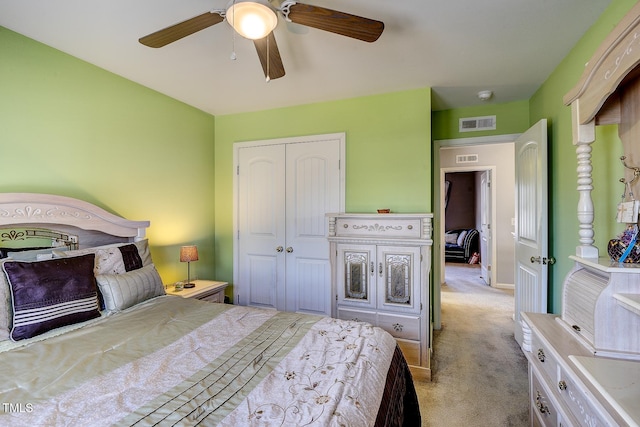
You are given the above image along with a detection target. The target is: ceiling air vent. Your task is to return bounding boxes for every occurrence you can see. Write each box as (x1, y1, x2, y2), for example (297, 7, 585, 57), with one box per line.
(456, 154, 479, 164)
(459, 115, 496, 132)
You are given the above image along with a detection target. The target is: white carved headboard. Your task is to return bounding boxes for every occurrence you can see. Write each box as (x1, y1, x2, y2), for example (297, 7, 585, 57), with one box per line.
(0, 193, 150, 248)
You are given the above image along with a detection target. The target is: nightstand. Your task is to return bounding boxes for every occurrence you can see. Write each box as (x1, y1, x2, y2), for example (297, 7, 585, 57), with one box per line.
(166, 280, 228, 303)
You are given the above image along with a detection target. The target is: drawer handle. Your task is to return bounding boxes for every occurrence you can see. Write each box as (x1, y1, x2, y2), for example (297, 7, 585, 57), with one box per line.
(558, 380, 567, 391)
(535, 391, 550, 415)
(393, 323, 404, 332)
(537, 349, 545, 362)
(572, 324, 581, 332)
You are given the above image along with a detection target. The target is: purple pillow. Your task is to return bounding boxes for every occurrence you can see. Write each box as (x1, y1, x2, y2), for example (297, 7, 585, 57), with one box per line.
(118, 244, 143, 272)
(3, 254, 100, 341)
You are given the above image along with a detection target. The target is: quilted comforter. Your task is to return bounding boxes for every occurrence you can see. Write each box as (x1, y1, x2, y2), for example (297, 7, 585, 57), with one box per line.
(0, 296, 420, 426)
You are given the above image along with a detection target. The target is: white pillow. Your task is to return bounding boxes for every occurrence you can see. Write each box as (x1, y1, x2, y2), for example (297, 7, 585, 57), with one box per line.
(444, 233, 458, 244)
(95, 264, 165, 312)
(456, 230, 468, 247)
(94, 247, 126, 275)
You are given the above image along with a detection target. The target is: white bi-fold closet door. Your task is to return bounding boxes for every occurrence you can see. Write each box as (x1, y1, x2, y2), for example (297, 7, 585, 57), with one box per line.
(234, 133, 345, 316)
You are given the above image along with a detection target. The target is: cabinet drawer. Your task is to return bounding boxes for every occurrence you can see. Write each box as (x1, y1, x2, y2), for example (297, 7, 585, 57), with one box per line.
(531, 330, 558, 383)
(558, 367, 608, 427)
(377, 313, 420, 341)
(396, 338, 421, 366)
(531, 366, 558, 427)
(337, 308, 377, 325)
(199, 291, 224, 303)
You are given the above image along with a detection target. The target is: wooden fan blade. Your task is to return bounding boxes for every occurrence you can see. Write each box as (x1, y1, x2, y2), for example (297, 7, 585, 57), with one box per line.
(139, 12, 224, 48)
(287, 3, 384, 42)
(254, 32, 286, 80)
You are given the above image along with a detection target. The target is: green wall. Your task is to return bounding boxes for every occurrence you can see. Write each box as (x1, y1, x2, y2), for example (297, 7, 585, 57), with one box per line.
(432, 100, 530, 141)
(3, 0, 637, 312)
(213, 89, 432, 297)
(0, 27, 217, 284)
(529, 0, 636, 313)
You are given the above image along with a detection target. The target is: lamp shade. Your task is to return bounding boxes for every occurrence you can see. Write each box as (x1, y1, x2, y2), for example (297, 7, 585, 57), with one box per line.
(180, 245, 199, 262)
(226, 1, 278, 40)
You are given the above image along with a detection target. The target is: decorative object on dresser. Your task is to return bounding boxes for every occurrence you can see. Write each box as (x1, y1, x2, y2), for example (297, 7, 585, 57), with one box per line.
(521, 3, 640, 425)
(327, 212, 433, 380)
(179, 245, 198, 288)
(165, 280, 229, 303)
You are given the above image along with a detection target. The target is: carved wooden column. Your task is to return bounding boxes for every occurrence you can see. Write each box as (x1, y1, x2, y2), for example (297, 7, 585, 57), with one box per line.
(571, 101, 599, 258)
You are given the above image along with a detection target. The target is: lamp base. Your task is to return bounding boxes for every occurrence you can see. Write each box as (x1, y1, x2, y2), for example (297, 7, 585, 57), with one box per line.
(184, 283, 196, 288)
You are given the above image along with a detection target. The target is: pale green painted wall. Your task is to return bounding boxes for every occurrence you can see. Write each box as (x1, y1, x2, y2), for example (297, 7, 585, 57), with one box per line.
(529, 0, 637, 313)
(432, 100, 530, 140)
(213, 89, 432, 296)
(0, 27, 217, 284)
(3, 0, 636, 312)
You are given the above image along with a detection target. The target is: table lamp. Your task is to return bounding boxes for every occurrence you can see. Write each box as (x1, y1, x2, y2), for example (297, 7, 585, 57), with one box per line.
(180, 245, 199, 288)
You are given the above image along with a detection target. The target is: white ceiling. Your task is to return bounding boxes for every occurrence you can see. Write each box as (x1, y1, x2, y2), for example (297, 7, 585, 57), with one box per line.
(0, 0, 611, 116)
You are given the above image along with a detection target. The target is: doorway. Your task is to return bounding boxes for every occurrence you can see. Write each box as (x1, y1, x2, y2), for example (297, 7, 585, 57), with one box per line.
(433, 134, 518, 330)
(443, 169, 494, 286)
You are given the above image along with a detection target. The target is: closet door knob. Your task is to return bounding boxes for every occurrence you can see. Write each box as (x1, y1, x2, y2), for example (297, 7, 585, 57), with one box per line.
(276, 246, 284, 253)
(286, 247, 293, 253)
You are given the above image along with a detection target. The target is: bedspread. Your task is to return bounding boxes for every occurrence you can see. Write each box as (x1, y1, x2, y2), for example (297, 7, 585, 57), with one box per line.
(0, 296, 415, 426)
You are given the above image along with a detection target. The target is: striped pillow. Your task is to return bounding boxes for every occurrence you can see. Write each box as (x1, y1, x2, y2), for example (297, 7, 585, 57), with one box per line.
(95, 264, 165, 312)
(2, 254, 100, 341)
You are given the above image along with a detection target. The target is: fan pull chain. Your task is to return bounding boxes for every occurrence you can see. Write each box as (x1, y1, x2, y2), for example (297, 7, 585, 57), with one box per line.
(230, 0, 237, 60)
(266, 35, 270, 82)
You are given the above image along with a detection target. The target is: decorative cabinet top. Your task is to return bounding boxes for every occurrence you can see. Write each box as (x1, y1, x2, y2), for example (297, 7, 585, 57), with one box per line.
(326, 213, 433, 244)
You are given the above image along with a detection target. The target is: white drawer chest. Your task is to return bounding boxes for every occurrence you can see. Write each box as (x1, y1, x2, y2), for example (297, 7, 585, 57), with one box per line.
(521, 313, 638, 426)
(327, 213, 433, 380)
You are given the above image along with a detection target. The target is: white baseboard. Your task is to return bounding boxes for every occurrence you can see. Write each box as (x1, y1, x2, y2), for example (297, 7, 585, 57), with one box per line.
(493, 282, 514, 290)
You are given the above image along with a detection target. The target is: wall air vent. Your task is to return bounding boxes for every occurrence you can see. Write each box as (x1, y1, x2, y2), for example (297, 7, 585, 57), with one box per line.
(456, 154, 479, 164)
(459, 115, 496, 132)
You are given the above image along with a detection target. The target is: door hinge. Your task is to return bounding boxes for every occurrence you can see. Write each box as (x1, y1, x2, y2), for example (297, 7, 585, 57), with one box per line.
(237, 230, 240, 239)
(335, 294, 338, 301)
(236, 165, 239, 175)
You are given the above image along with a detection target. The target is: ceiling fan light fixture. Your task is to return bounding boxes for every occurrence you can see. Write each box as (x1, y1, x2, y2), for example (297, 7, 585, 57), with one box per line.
(226, 1, 278, 40)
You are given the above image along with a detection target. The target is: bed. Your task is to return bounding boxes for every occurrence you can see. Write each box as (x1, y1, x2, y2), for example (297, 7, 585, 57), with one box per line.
(0, 193, 420, 426)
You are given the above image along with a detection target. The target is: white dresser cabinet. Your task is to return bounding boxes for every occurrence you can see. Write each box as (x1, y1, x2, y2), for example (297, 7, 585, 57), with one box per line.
(522, 313, 632, 426)
(520, 4, 640, 425)
(327, 213, 433, 380)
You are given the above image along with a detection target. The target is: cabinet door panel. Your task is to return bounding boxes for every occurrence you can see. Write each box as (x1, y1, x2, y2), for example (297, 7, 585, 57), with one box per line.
(337, 244, 376, 309)
(378, 245, 421, 313)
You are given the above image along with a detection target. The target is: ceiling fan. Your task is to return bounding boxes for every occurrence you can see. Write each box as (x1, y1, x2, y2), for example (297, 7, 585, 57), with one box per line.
(139, 0, 384, 81)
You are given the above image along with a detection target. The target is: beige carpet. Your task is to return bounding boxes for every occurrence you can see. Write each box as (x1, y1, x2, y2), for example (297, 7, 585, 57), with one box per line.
(414, 263, 529, 426)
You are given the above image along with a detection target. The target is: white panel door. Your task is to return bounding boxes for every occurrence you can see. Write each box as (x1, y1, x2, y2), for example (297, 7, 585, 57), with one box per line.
(238, 144, 286, 310)
(514, 119, 548, 346)
(285, 140, 341, 315)
(480, 170, 492, 285)
(237, 136, 342, 315)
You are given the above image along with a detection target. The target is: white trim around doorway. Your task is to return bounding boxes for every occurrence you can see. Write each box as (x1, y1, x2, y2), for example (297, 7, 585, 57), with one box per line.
(433, 134, 520, 330)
